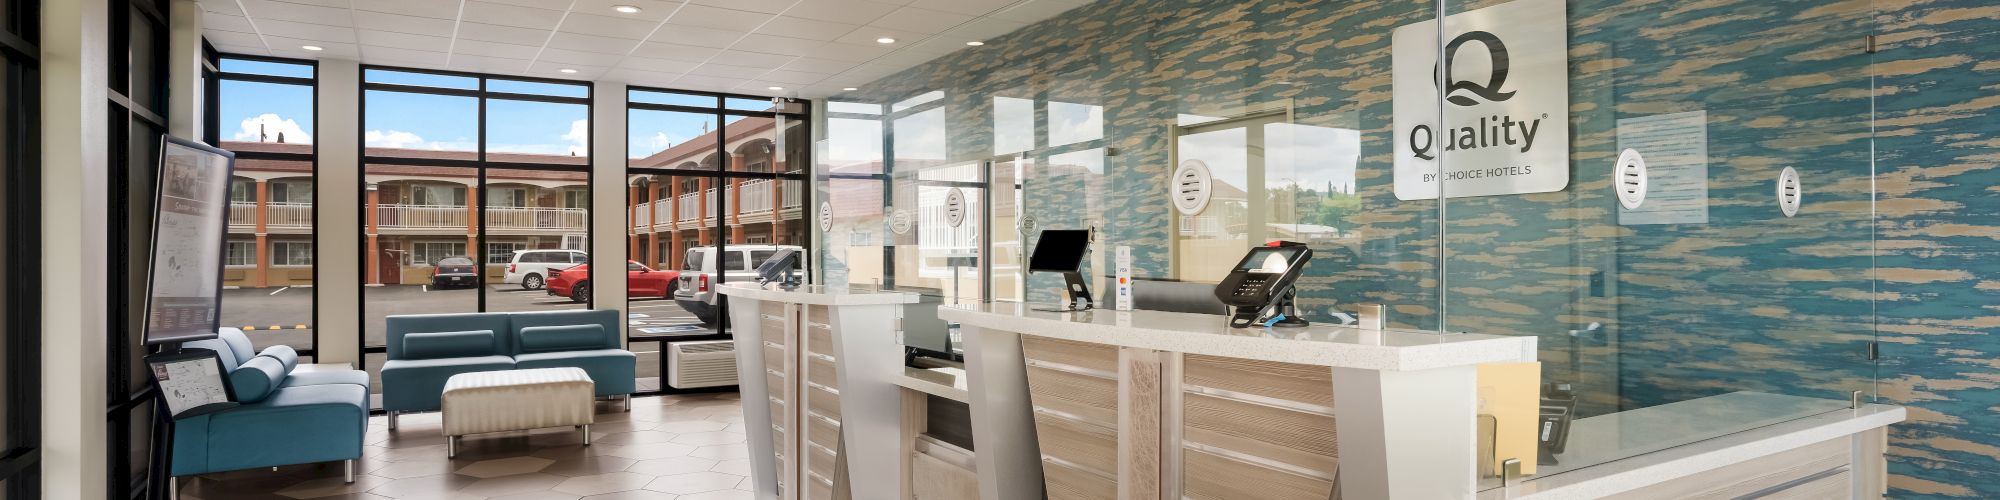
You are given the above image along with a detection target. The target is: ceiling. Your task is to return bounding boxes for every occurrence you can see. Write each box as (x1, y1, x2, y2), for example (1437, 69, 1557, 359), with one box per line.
(196, 0, 1092, 97)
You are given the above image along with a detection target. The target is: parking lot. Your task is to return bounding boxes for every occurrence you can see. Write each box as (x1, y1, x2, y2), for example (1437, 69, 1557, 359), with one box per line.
(221, 282, 718, 359)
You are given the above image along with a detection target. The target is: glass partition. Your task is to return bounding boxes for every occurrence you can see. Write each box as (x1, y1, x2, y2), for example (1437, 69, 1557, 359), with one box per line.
(820, 0, 1885, 490)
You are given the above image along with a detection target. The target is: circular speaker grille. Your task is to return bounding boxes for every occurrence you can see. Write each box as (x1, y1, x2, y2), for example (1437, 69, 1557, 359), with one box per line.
(817, 201, 833, 231)
(1777, 166, 1802, 217)
(1615, 148, 1648, 210)
(944, 188, 967, 228)
(1171, 159, 1213, 216)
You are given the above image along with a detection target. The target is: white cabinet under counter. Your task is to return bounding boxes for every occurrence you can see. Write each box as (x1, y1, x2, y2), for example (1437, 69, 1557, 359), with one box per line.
(940, 303, 1537, 500)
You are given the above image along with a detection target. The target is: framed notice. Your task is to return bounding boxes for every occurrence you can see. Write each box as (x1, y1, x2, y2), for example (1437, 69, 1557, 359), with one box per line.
(146, 350, 238, 419)
(143, 137, 236, 345)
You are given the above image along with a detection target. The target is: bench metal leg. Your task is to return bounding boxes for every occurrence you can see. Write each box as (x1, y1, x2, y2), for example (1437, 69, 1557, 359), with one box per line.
(447, 436, 457, 458)
(583, 425, 592, 446)
(388, 410, 398, 431)
(344, 459, 355, 483)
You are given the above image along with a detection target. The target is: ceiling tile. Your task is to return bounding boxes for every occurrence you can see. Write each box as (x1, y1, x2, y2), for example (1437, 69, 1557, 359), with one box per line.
(633, 41, 725, 63)
(210, 43, 269, 55)
(664, 4, 771, 32)
(832, 25, 925, 46)
(686, 0, 794, 15)
(453, 39, 544, 59)
(684, 63, 772, 79)
(795, 41, 894, 62)
(239, 0, 355, 27)
(462, 1, 566, 30)
(475, 0, 567, 8)
(352, 0, 461, 19)
(197, 0, 246, 16)
(729, 34, 827, 57)
(352, 11, 457, 35)
(255, 19, 359, 43)
(527, 61, 607, 79)
(756, 16, 859, 42)
(357, 29, 454, 52)
(673, 74, 752, 88)
(603, 67, 687, 85)
(536, 47, 630, 67)
(203, 30, 269, 48)
(265, 35, 360, 56)
(902, 36, 969, 56)
(988, 0, 1086, 23)
(869, 6, 973, 35)
(760, 69, 828, 85)
(366, 45, 451, 65)
(451, 54, 532, 73)
(547, 32, 644, 54)
(557, 12, 661, 40)
(619, 56, 703, 74)
(908, 0, 1018, 16)
(943, 17, 1030, 40)
(712, 50, 795, 68)
(455, 22, 553, 45)
(280, 0, 354, 8)
(203, 13, 259, 33)
(779, 0, 902, 26)
(647, 25, 749, 49)
(570, 0, 685, 22)
(778, 57, 858, 73)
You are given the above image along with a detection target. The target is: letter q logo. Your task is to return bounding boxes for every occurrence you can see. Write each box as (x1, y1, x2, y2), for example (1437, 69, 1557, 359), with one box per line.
(1434, 31, 1517, 106)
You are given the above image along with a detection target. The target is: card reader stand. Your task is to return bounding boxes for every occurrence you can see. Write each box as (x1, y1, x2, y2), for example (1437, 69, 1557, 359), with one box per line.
(758, 267, 802, 290)
(1227, 283, 1308, 329)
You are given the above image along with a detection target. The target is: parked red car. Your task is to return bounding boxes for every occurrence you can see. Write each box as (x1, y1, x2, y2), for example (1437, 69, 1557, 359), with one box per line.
(547, 261, 680, 303)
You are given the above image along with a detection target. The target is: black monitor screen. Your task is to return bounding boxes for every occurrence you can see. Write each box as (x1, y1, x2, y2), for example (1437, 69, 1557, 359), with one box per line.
(1233, 246, 1305, 273)
(1029, 229, 1090, 272)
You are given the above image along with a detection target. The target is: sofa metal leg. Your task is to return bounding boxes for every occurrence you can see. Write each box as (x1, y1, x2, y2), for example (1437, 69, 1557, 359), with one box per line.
(344, 459, 355, 483)
(388, 410, 398, 431)
(583, 424, 592, 446)
(624, 394, 632, 412)
(447, 436, 457, 458)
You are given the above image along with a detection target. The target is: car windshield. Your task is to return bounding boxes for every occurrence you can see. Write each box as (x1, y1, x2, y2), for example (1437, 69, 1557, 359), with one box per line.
(438, 257, 473, 266)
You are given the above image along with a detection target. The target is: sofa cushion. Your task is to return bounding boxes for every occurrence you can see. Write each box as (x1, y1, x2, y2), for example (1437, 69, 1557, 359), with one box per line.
(517, 325, 606, 354)
(508, 310, 619, 353)
(387, 313, 513, 360)
(379, 356, 516, 412)
(183, 382, 369, 475)
(220, 329, 259, 367)
(514, 349, 638, 397)
(259, 345, 300, 375)
(282, 369, 370, 388)
(229, 356, 288, 403)
(404, 330, 497, 360)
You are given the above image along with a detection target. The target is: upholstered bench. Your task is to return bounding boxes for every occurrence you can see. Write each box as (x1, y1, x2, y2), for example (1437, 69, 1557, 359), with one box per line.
(441, 367, 596, 457)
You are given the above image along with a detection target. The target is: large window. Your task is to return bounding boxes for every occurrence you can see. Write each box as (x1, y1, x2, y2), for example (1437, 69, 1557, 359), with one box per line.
(106, 0, 168, 496)
(0, 0, 38, 496)
(206, 55, 316, 356)
(626, 89, 809, 392)
(360, 68, 592, 404)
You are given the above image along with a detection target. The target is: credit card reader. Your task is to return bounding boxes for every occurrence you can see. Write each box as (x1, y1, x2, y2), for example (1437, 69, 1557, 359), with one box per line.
(1214, 241, 1313, 328)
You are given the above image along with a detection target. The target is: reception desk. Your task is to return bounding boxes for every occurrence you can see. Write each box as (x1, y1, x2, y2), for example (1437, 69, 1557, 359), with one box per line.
(720, 283, 919, 500)
(940, 303, 1537, 500)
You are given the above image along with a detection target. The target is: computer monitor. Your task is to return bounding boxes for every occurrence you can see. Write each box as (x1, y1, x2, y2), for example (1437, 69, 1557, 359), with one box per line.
(1029, 229, 1094, 310)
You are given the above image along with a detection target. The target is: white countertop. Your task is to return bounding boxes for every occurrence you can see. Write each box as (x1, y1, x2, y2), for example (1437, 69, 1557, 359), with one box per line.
(716, 282, 921, 306)
(939, 303, 1536, 371)
(1479, 392, 1905, 499)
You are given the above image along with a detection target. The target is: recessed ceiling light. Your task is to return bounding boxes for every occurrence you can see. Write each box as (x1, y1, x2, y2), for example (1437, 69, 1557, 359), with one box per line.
(768, 86, 784, 91)
(559, 68, 579, 74)
(613, 5, 641, 14)
(843, 87, 858, 91)
(965, 41, 984, 46)
(876, 37, 897, 44)
(301, 45, 324, 51)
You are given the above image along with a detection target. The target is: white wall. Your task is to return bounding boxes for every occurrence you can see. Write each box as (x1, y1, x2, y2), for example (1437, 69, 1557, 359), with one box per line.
(316, 59, 362, 365)
(167, 0, 203, 140)
(41, 0, 112, 497)
(592, 82, 630, 341)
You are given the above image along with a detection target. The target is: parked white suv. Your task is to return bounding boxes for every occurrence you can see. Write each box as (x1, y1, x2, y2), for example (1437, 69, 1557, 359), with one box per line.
(504, 249, 589, 289)
(674, 245, 805, 325)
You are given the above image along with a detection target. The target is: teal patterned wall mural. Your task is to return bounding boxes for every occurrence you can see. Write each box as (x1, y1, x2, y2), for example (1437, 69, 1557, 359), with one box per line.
(829, 0, 1999, 496)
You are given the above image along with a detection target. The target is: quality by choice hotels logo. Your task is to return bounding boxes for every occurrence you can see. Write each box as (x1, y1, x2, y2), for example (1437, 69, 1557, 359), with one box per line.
(1392, 0, 1568, 200)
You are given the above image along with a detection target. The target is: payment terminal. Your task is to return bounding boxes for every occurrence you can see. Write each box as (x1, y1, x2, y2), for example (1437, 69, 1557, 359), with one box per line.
(1214, 241, 1313, 328)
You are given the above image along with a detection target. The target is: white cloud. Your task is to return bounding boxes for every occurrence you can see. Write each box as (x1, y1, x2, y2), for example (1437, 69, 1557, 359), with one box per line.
(233, 113, 313, 144)
(648, 132, 674, 150)
(365, 129, 427, 148)
(562, 119, 589, 156)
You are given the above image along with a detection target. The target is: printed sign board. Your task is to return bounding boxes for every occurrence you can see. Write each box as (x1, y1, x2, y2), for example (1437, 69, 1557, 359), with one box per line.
(1392, 0, 1569, 200)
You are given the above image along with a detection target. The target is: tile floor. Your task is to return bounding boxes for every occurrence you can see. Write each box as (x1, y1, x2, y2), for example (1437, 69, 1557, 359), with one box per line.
(178, 393, 756, 500)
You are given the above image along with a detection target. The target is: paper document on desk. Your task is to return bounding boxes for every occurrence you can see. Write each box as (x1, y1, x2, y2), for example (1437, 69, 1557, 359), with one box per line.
(1478, 362, 1542, 476)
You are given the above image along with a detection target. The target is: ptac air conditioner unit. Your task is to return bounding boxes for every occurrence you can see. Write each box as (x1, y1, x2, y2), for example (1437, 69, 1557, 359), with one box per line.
(668, 340, 739, 389)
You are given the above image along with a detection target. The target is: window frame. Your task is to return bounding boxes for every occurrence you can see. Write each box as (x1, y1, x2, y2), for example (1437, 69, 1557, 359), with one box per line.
(0, 0, 40, 495)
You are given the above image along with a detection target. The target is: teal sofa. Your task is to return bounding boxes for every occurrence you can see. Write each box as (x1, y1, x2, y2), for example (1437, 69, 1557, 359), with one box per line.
(173, 328, 369, 482)
(381, 309, 635, 427)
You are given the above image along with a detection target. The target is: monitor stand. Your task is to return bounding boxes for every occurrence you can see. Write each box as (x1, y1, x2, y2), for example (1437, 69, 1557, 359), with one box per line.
(1034, 271, 1094, 312)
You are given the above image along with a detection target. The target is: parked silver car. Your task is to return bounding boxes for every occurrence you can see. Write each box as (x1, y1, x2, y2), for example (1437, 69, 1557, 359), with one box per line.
(673, 245, 805, 325)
